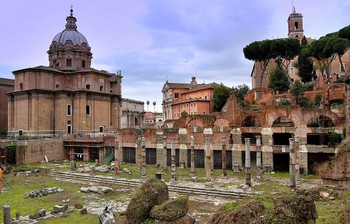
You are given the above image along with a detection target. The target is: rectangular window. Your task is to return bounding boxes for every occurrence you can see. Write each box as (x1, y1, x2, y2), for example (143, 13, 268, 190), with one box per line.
(86, 105, 91, 116)
(82, 60, 86, 68)
(66, 58, 72, 67)
(175, 93, 179, 98)
(255, 91, 262, 100)
(99, 126, 104, 133)
(67, 125, 72, 134)
(67, 104, 72, 116)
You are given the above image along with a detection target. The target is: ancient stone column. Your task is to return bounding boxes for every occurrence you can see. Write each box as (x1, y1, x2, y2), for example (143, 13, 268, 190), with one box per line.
(231, 128, 242, 172)
(294, 137, 300, 181)
(114, 136, 120, 177)
(141, 137, 147, 179)
(190, 135, 195, 176)
(245, 138, 251, 187)
(205, 136, 213, 187)
(83, 147, 89, 162)
(69, 147, 74, 161)
(256, 135, 262, 180)
(155, 131, 165, 168)
(162, 136, 168, 172)
(137, 136, 142, 170)
(170, 137, 177, 182)
(289, 138, 296, 188)
(3, 203, 10, 224)
(178, 128, 188, 168)
(261, 128, 274, 173)
(299, 144, 308, 175)
(222, 136, 227, 177)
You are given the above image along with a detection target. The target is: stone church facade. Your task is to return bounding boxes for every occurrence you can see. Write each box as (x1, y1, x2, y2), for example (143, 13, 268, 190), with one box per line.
(7, 9, 122, 138)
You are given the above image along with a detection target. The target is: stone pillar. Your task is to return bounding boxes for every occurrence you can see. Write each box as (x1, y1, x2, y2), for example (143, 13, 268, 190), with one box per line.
(114, 137, 120, 176)
(155, 131, 165, 168)
(83, 147, 89, 162)
(162, 136, 168, 172)
(299, 144, 308, 175)
(190, 135, 195, 176)
(205, 136, 213, 187)
(222, 136, 227, 177)
(245, 138, 251, 187)
(256, 135, 262, 180)
(261, 128, 273, 173)
(178, 128, 188, 168)
(69, 147, 74, 161)
(3, 203, 10, 224)
(98, 148, 103, 162)
(294, 138, 300, 181)
(136, 136, 142, 170)
(289, 138, 296, 188)
(141, 137, 147, 179)
(231, 128, 242, 172)
(170, 137, 176, 182)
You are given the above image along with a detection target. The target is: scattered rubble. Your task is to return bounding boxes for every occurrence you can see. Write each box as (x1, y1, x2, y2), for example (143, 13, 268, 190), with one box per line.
(80, 186, 114, 196)
(24, 187, 64, 198)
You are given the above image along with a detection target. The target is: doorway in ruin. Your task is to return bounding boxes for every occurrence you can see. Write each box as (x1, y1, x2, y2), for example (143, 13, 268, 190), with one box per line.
(273, 153, 289, 171)
(213, 150, 232, 170)
(273, 133, 292, 145)
(242, 115, 260, 127)
(308, 153, 335, 174)
(187, 149, 205, 168)
(307, 115, 334, 128)
(146, 148, 157, 165)
(167, 148, 180, 166)
(123, 147, 136, 164)
(272, 116, 295, 127)
(74, 147, 84, 161)
(90, 148, 99, 161)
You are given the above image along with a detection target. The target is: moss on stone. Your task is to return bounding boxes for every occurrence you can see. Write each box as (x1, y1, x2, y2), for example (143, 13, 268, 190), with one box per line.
(150, 196, 189, 221)
(126, 178, 169, 224)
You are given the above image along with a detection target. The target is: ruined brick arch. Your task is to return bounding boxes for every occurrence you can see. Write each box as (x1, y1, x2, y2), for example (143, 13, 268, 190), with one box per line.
(241, 115, 261, 127)
(266, 110, 300, 128)
(303, 110, 339, 127)
(213, 118, 230, 128)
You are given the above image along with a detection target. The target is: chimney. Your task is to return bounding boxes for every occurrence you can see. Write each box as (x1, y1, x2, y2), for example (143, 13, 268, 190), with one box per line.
(190, 76, 197, 86)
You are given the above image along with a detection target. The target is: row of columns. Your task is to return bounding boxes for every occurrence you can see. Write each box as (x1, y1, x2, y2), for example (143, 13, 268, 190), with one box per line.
(114, 128, 308, 187)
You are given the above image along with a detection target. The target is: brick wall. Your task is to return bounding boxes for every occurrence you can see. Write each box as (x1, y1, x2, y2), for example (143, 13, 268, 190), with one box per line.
(16, 139, 65, 164)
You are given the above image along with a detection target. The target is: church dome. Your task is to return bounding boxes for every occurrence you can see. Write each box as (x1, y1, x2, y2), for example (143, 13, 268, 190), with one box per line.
(53, 30, 88, 46)
(51, 9, 89, 47)
(48, 8, 92, 71)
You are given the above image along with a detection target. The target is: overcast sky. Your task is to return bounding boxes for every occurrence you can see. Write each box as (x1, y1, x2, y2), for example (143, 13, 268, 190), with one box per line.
(1, 0, 350, 112)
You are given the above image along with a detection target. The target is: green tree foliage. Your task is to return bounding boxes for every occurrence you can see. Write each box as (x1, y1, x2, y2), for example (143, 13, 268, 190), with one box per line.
(338, 25, 350, 40)
(243, 40, 274, 87)
(243, 38, 300, 86)
(273, 38, 301, 76)
(309, 32, 349, 79)
(213, 84, 232, 112)
(232, 84, 250, 102)
(290, 80, 306, 98)
(314, 94, 322, 108)
(268, 64, 289, 93)
(297, 36, 314, 82)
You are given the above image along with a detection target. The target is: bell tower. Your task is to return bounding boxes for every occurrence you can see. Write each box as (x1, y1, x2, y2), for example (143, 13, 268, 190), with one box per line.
(287, 7, 304, 41)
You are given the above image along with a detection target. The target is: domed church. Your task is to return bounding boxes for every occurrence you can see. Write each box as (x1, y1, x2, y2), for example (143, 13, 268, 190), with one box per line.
(8, 9, 122, 138)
